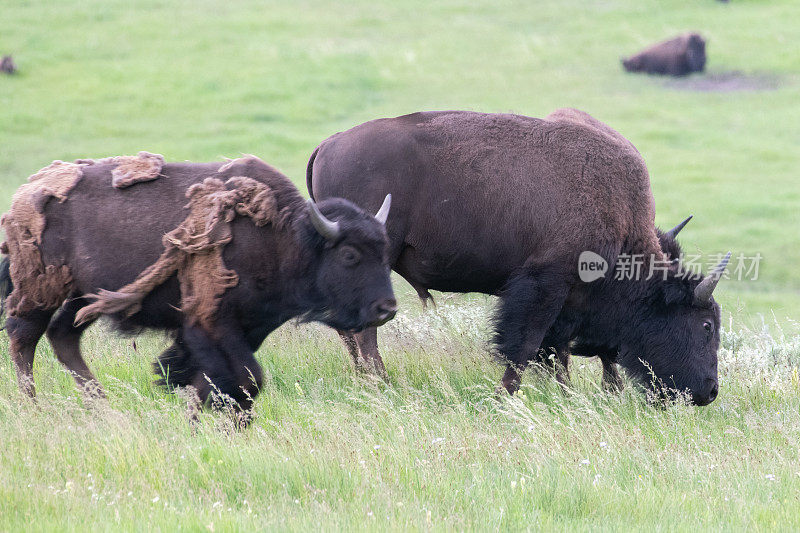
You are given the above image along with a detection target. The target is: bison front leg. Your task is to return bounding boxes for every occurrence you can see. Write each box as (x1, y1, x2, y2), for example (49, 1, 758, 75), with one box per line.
(494, 266, 571, 395)
(160, 323, 263, 415)
(338, 326, 388, 380)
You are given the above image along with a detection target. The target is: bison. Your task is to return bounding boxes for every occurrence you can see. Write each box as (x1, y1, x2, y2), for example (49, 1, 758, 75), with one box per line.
(1, 154, 397, 411)
(307, 109, 730, 405)
(0, 55, 15, 75)
(622, 33, 706, 77)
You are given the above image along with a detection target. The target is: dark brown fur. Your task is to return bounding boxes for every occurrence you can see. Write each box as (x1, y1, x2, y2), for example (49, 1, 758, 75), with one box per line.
(311, 109, 662, 295)
(0, 55, 15, 75)
(622, 33, 706, 76)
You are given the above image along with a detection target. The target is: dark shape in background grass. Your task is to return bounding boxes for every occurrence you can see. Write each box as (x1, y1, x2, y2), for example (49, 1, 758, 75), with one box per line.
(622, 33, 706, 77)
(1, 55, 16, 75)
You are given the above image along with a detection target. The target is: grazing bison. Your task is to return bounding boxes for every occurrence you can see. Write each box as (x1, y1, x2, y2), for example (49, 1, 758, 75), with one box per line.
(1, 154, 396, 411)
(622, 33, 706, 77)
(307, 109, 730, 405)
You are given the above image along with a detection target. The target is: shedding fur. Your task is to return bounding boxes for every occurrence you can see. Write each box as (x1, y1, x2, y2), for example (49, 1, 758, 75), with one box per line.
(0, 161, 83, 316)
(75, 172, 282, 329)
(76, 151, 165, 188)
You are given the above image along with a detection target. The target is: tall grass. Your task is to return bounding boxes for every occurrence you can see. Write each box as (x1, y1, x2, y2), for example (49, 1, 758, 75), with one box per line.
(1, 291, 798, 530)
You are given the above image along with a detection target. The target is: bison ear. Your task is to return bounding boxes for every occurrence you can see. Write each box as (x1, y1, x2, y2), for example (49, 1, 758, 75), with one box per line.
(659, 276, 694, 307)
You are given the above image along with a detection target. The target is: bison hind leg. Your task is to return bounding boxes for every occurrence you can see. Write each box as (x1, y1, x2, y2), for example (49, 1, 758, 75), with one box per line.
(5, 309, 55, 397)
(46, 298, 104, 398)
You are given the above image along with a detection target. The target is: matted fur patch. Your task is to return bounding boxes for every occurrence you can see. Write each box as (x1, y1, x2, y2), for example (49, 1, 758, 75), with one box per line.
(75, 170, 281, 330)
(76, 151, 165, 188)
(0, 160, 83, 315)
(75, 151, 165, 188)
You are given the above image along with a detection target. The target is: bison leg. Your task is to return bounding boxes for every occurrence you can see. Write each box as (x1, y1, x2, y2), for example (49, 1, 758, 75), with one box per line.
(338, 327, 387, 379)
(601, 356, 624, 392)
(46, 298, 104, 398)
(170, 323, 263, 413)
(544, 345, 571, 386)
(5, 309, 54, 397)
(338, 330, 362, 367)
(539, 315, 580, 386)
(494, 267, 570, 394)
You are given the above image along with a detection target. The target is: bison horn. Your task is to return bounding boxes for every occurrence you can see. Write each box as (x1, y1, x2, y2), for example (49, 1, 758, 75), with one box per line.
(665, 215, 693, 239)
(693, 252, 731, 306)
(374, 194, 392, 225)
(307, 200, 341, 241)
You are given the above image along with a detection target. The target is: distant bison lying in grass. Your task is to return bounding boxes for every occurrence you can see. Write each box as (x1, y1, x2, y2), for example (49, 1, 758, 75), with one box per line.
(622, 33, 706, 77)
(0, 55, 15, 75)
(1, 154, 396, 412)
(308, 108, 730, 405)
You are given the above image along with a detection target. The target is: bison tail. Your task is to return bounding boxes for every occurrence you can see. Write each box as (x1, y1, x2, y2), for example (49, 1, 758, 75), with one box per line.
(154, 335, 197, 389)
(0, 255, 12, 322)
(305, 145, 320, 201)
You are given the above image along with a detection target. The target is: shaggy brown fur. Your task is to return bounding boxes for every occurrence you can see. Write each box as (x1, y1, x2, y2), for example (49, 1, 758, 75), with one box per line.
(0, 153, 166, 316)
(75, 171, 283, 329)
(75, 151, 165, 188)
(0, 161, 83, 315)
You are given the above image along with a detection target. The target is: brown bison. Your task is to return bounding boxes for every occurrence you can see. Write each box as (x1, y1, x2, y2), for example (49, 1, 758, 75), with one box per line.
(1, 154, 396, 411)
(0, 55, 15, 75)
(622, 33, 706, 77)
(307, 109, 730, 405)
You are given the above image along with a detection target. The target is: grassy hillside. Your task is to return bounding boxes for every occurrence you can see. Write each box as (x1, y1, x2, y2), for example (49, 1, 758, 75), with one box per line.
(1, 0, 799, 530)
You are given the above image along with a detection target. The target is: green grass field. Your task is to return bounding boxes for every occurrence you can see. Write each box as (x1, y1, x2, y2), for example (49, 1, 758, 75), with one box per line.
(1, 0, 800, 530)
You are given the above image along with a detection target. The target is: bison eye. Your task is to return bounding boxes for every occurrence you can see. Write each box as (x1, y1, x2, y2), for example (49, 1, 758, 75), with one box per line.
(338, 246, 361, 266)
(703, 321, 713, 334)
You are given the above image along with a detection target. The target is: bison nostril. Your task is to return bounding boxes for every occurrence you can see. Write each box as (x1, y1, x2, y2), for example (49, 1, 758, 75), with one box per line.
(373, 298, 397, 321)
(379, 305, 397, 319)
(708, 382, 718, 402)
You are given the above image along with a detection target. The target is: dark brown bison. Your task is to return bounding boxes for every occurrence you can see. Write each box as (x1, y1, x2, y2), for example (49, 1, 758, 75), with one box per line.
(0, 55, 15, 75)
(1, 155, 396, 411)
(307, 109, 730, 405)
(622, 33, 706, 77)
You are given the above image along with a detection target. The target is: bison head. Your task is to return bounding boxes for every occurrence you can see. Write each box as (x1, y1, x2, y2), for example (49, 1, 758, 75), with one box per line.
(616, 252, 730, 406)
(302, 195, 397, 332)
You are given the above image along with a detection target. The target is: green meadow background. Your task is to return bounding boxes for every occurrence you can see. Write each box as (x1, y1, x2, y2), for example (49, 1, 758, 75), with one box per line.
(1, 0, 799, 530)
